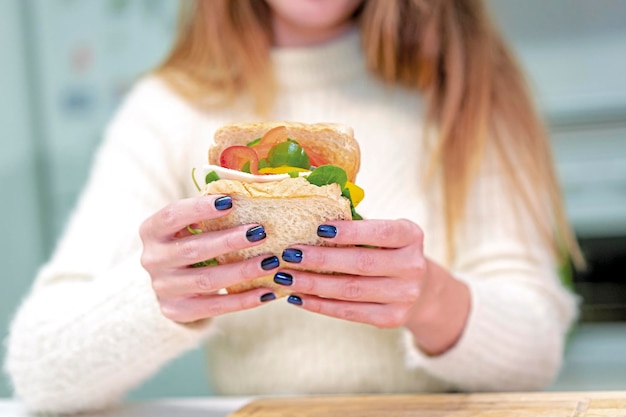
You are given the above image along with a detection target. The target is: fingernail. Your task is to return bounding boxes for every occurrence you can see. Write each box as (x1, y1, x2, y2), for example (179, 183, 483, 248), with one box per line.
(246, 225, 266, 242)
(287, 295, 303, 306)
(214, 196, 232, 211)
(273, 272, 293, 286)
(317, 224, 337, 238)
(282, 248, 303, 263)
(261, 256, 279, 270)
(260, 292, 276, 302)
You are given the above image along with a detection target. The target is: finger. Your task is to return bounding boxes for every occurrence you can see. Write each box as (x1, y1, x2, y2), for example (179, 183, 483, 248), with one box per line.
(317, 219, 423, 249)
(160, 288, 277, 323)
(274, 270, 420, 304)
(282, 245, 418, 277)
(143, 223, 266, 270)
(158, 254, 280, 296)
(141, 195, 233, 242)
(286, 295, 409, 329)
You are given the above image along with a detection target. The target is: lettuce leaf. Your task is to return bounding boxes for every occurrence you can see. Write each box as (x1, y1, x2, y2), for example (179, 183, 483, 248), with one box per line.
(306, 165, 362, 220)
(306, 165, 348, 189)
(205, 171, 220, 184)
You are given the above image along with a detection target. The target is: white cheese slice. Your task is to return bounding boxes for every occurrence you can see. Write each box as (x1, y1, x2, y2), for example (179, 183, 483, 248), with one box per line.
(194, 164, 309, 185)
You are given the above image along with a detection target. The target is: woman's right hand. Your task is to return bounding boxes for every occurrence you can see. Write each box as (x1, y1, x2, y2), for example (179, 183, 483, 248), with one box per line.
(139, 195, 278, 323)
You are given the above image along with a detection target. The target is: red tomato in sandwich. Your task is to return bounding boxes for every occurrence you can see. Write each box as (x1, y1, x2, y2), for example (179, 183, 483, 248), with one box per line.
(220, 146, 259, 174)
(303, 146, 328, 168)
(252, 126, 288, 159)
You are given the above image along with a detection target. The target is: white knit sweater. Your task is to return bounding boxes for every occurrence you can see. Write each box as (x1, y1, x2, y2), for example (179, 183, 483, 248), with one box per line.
(4, 30, 578, 414)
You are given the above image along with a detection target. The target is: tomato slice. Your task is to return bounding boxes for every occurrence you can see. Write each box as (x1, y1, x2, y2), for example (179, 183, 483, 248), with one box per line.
(303, 146, 328, 167)
(252, 126, 288, 159)
(220, 146, 259, 174)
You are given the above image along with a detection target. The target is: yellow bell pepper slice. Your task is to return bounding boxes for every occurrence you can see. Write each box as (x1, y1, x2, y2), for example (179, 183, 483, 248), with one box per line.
(345, 181, 364, 207)
(258, 166, 308, 175)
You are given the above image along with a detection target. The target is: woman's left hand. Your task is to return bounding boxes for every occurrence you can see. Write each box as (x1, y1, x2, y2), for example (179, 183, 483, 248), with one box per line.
(276, 219, 470, 355)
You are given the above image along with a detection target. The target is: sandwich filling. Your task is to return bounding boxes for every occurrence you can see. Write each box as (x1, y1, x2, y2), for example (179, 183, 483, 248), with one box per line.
(194, 126, 364, 219)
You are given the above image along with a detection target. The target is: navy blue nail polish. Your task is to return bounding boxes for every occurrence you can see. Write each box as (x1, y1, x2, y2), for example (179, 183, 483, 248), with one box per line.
(260, 292, 276, 302)
(282, 248, 303, 263)
(274, 272, 293, 286)
(261, 256, 279, 270)
(287, 295, 303, 306)
(246, 225, 266, 242)
(214, 196, 232, 211)
(317, 224, 337, 238)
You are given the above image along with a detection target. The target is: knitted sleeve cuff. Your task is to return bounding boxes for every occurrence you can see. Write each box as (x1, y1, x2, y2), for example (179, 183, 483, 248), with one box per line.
(400, 274, 572, 392)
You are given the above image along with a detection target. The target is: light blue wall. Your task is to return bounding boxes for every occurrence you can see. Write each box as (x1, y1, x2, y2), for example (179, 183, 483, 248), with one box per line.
(0, 0, 46, 399)
(0, 0, 210, 399)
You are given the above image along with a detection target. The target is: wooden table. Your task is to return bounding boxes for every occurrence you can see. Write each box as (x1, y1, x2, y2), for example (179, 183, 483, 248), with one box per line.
(229, 391, 626, 416)
(1, 392, 624, 416)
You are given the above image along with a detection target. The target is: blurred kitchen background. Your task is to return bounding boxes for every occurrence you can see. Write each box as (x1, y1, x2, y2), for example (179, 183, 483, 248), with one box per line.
(1, 0, 625, 400)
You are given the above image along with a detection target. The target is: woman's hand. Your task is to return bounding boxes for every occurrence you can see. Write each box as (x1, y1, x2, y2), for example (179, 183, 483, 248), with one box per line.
(275, 219, 471, 355)
(139, 195, 279, 324)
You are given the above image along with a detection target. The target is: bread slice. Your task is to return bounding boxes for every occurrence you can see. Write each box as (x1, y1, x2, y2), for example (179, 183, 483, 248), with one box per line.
(208, 121, 361, 182)
(199, 177, 352, 297)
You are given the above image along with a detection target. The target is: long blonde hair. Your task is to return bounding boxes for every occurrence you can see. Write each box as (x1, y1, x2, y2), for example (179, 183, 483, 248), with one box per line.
(156, 0, 583, 268)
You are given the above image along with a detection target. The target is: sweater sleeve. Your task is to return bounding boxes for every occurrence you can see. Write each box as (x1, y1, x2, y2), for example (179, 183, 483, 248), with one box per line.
(401, 150, 580, 391)
(4, 78, 215, 414)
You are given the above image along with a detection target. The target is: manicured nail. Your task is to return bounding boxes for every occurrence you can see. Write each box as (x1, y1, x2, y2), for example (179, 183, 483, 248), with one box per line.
(273, 272, 293, 286)
(214, 196, 232, 211)
(261, 256, 279, 271)
(260, 292, 276, 302)
(282, 248, 303, 263)
(246, 225, 266, 242)
(317, 224, 337, 238)
(287, 295, 303, 306)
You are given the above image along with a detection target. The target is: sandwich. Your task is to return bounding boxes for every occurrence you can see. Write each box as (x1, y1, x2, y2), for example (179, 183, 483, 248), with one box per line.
(191, 121, 363, 297)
